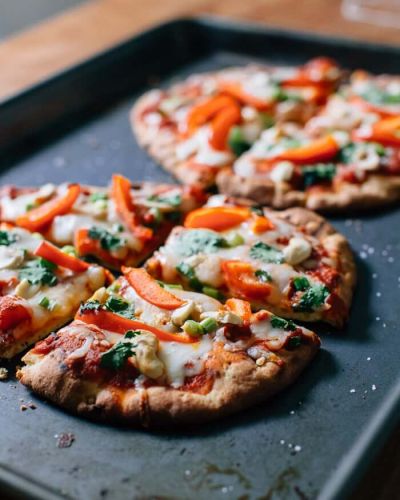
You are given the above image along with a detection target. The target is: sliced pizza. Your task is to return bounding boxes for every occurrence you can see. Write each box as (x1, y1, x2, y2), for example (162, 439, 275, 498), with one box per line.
(145, 197, 356, 327)
(17, 267, 320, 426)
(0, 175, 206, 269)
(132, 58, 343, 188)
(216, 115, 400, 211)
(0, 224, 107, 358)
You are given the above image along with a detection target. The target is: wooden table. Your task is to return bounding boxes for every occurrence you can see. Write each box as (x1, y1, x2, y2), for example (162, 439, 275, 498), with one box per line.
(0, 1, 399, 498)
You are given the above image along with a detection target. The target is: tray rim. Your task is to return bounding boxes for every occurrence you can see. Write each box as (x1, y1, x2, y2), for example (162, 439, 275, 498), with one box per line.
(0, 14, 399, 500)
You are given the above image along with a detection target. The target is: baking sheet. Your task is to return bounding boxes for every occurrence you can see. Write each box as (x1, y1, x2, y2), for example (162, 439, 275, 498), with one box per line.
(0, 17, 399, 500)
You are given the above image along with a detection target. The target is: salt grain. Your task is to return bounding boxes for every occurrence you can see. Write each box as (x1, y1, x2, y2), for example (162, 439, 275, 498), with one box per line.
(372, 384, 377, 391)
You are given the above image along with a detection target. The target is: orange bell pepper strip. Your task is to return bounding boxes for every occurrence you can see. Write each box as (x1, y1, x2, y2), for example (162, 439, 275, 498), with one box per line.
(122, 267, 184, 310)
(221, 260, 272, 301)
(282, 57, 339, 86)
(74, 228, 122, 269)
(251, 216, 275, 234)
(16, 184, 81, 232)
(186, 95, 237, 133)
(0, 296, 31, 331)
(184, 206, 251, 232)
(272, 135, 339, 165)
(76, 308, 196, 344)
(111, 174, 153, 242)
(218, 81, 272, 110)
(225, 298, 252, 325)
(34, 240, 90, 272)
(209, 104, 242, 151)
(353, 116, 400, 147)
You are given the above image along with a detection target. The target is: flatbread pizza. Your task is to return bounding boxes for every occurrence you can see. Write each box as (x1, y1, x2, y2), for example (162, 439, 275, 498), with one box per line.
(0, 224, 107, 358)
(146, 196, 356, 327)
(132, 58, 343, 188)
(0, 175, 206, 269)
(18, 267, 320, 426)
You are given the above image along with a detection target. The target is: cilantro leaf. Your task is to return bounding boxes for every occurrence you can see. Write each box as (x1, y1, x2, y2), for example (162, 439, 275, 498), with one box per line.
(359, 87, 400, 106)
(148, 193, 182, 207)
(255, 269, 272, 283)
(250, 242, 283, 264)
(292, 276, 310, 291)
(228, 126, 251, 156)
(0, 231, 17, 246)
(19, 258, 57, 287)
(292, 283, 329, 312)
(89, 192, 108, 202)
(177, 229, 228, 257)
(105, 296, 135, 319)
(88, 226, 124, 251)
(100, 330, 140, 370)
(286, 335, 302, 349)
(176, 262, 203, 291)
(270, 316, 297, 331)
(302, 164, 336, 188)
(79, 300, 101, 313)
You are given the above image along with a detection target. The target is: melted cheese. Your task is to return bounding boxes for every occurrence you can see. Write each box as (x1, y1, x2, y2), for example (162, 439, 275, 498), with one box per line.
(0, 184, 55, 221)
(158, 335, 213, 388)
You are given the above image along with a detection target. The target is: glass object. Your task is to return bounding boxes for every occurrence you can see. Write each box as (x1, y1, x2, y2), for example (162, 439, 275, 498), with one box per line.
(342, 0, 400, 28)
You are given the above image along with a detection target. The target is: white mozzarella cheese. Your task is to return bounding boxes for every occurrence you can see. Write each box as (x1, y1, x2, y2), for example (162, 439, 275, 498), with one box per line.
(158, 335, 213, 388)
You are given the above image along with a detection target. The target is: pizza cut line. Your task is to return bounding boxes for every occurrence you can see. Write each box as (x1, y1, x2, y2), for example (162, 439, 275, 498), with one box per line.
(17, 267, 320, 426)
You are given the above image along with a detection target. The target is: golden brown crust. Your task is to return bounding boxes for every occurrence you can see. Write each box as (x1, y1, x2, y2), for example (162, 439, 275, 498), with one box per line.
(216, 167, 400, 212)
(272, 208, 357, 327)
(17, 338, 319, 427)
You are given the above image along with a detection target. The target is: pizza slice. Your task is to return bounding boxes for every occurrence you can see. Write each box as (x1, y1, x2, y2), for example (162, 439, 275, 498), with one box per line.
(132, 58, 342, 188)
(0, 224, 107, 358)
(0, 175, 206, 269)
(17, 267, 320, 426)
(146, 197, 356, 327)
(216, 112, 400, 211)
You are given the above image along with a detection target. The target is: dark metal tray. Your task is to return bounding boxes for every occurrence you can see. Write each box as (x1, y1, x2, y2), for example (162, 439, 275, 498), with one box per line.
(0, 17, 399, 500)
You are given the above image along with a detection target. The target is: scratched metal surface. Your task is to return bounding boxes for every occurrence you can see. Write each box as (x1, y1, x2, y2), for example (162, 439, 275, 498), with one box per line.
(0, 19, 399, 500)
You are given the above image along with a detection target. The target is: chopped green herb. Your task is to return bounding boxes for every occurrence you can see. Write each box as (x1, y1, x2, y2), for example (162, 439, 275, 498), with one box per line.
(250, 205, 264, 216)
(226, 233, 245, 248)
(164, 283, 183, 290)
(148, 193, 182, 207)
(26, 202, 38, 211)
(250, 242, 283, 264)
(39, 296, 56, 310)
(107, 281, 120, 293)
(200, 317, 218, 333)
(202, 286, 224, 300)
(292, 276, 310, 291)
(148, 207, 164, 225)
(19, 258, 57, 287)
(100, 330, 140, 370)
(359, 86, 400, 106)
(88, 226, 124, 251)
(259, 112, 275, 129)
(105, 296, 135, 319)
(0, 231, 17, 246)
(80, 300, 101, 313)
(271, 85, 290, 102)
(303, 164, 336, 188)
(228, 126, 251, 156)
(89, 192, 108, 202)
(176, 262, 203, 291)
(287, 335, 302, 349)
(177, 229, 228, 257)
(61, 245, 77, 257)
(182, 320, 204, 337)
(270, 316, 297, 331)
(255, 269, 272, 283)
(293, 283, 329, 312)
